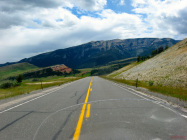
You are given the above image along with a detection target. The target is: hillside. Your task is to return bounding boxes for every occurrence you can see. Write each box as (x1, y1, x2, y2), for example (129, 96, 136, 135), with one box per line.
(0, 62, 38, 80)
(109, 38, 187, 88)
(5, 64, 76, 80)
(0, 38, 179, 69)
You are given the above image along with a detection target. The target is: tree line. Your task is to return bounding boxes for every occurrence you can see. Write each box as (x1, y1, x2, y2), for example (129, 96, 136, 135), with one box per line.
(137, 45, 169, 62)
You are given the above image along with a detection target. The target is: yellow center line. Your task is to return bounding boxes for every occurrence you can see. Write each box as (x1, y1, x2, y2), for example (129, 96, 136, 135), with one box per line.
(86, 104, 91, 118)
(73, 78, 93, 140)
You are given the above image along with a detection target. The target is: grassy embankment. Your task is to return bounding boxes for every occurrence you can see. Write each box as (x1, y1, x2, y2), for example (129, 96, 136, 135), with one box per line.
(104, 62, 187, 101)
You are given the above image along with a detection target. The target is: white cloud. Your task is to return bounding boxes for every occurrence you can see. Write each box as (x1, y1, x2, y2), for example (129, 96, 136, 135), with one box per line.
(0, 7, 145, 63)
(119, 0, 125, 5)
(71, 0, 107, 11)
(0, 0, 187, 63)
(132, 0, 187, 39)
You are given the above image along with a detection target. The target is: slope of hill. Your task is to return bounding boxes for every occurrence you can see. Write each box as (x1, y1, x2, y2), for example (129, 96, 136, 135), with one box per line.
(5, 64, 76, 80)
(0, 62, 38, 80)
(110, 38, 187, 88)
(0, 38, 179, 69)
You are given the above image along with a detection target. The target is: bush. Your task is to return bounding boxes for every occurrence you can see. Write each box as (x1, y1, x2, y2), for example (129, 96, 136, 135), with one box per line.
(0, 82, 13, 89)
(16, 74, 23, 83)
(149, 81, 154, 86)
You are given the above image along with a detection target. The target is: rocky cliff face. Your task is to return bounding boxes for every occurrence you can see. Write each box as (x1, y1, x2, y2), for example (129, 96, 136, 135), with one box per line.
(0, 38, 179, 69)
(51, 64, 72, 73)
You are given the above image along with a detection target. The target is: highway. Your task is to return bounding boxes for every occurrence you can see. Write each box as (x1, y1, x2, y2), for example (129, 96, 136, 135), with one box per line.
(0, 76, 186, 140)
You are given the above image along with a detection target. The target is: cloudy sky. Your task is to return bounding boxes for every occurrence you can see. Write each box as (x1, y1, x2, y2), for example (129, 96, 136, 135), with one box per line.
(0, 0, 187, 64)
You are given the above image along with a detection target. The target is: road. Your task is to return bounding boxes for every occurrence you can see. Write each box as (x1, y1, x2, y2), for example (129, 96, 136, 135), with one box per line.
(0, 76, 186, 140)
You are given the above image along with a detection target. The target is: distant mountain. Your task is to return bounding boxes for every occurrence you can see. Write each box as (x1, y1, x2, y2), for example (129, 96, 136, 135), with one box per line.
(109, 38, 187, 88)
(0, 38, 179, 69)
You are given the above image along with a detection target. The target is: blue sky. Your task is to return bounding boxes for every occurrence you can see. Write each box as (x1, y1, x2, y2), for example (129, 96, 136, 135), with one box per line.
(0, 0, 187, 63)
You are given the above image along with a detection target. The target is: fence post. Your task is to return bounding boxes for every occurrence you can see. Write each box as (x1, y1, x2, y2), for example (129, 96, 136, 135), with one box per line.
(136, 78, 138, 88)
(41, 80, 43, 90)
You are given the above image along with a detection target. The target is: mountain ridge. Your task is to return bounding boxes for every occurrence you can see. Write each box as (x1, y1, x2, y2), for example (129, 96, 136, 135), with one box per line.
(0, 38, 180, 69)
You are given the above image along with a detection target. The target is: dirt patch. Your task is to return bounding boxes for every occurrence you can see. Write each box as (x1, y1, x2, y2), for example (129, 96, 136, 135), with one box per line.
(26, 81, 62, 85)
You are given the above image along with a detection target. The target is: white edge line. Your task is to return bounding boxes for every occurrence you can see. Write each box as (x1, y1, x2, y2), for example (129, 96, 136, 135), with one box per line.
(0, 81, 74, 114)
(111, 82, 187, 119)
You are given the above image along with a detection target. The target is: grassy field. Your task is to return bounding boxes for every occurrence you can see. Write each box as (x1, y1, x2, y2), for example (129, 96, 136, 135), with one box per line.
(0, 62, 91, 100)
(0, 62, 39, 81)
(0, 76, 82, 100)
(103, 76, 187, 101)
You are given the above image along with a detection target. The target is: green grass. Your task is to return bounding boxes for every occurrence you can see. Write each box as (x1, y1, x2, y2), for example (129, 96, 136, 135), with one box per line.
(0, 62, 38, 81)
(80, 72, 91, 77)
(78, 68, 93, 72)
(102, 76, 187, 101)
(107, 57, 137, 65)
(0, 76, 82, 100)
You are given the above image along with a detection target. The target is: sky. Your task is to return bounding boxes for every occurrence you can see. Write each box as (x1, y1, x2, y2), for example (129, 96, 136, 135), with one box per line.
(0, 0, 187, 64)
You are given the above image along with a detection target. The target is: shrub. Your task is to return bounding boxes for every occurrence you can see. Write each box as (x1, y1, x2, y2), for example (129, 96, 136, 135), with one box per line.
(158, 46, 164, 53)
(149, 81, 154, 86)
(0, 82, 13, 89)
(16, 74, 23, 83)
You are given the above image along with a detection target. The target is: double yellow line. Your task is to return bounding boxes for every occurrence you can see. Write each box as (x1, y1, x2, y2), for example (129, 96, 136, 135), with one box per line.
(73, 78, 93, 140)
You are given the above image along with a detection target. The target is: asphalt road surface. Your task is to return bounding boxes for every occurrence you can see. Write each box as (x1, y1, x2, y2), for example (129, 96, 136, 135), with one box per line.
(0, 76, 186, 140)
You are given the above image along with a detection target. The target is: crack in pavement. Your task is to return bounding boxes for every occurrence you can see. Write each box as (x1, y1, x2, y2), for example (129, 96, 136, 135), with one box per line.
(70, 91, 77, 98)
(52, 108, 78, 140)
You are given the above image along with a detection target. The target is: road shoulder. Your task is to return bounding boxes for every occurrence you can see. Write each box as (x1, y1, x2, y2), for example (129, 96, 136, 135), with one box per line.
(101, 77, 187, 118)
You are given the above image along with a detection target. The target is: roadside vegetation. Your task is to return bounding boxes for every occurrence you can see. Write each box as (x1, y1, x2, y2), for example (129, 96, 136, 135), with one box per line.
(0, 76, 81, 100)
(102, 76, 187, 101)
(0, 63, 86, 100)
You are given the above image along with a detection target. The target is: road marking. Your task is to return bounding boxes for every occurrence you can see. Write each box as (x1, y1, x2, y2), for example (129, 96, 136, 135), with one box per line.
(73, 78, 93, 140)
(73, 104, 86, 140)
(86, 104, 91, 118)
